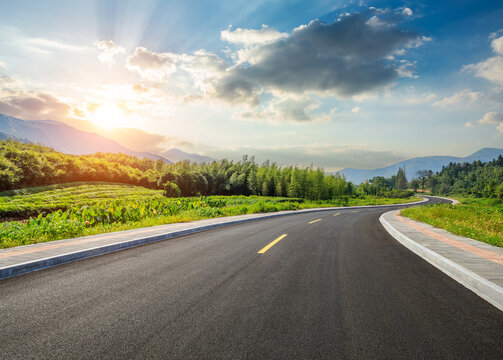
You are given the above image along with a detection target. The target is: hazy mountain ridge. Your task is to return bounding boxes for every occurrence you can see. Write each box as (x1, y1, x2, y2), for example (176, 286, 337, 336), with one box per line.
(340, 148, 503, 184)
(162, 148, 214, 164)
(0, 130, 30, 143)
(0, 114, 171, 163)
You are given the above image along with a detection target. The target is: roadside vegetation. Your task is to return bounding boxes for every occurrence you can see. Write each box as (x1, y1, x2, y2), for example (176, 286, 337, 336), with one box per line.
(0, 182, 164, 219)
(0, 183, 419, 248)
(410, 156, 503, 198)
(398, 157, 503, 247)
(401, 198, 503, 247)
(0, 139, 420, 248)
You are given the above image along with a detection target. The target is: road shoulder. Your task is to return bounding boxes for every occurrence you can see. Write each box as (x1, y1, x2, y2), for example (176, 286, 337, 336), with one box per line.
(380, 209, 503, 311)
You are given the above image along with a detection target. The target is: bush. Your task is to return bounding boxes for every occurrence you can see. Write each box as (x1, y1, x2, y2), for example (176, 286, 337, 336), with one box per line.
(163, 181, 181, 197)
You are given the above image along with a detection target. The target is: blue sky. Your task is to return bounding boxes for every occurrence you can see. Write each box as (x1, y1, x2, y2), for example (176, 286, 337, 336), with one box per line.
(0, 0, 502, 170)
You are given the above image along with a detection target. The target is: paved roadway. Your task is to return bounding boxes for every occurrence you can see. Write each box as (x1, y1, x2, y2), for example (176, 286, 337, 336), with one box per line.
(1, 197, 502, 359)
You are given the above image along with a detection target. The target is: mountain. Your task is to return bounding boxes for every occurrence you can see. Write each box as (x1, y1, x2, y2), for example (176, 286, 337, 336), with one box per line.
(162, 148, 214, 164)
(340, 148, 503, 184)
(0, 114, 170, 162)
(0, 130, 30, 143)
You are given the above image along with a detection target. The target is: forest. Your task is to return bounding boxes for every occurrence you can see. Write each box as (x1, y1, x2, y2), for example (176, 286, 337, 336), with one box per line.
(417, 156, 503, 198)
(0, 140, 354, 200)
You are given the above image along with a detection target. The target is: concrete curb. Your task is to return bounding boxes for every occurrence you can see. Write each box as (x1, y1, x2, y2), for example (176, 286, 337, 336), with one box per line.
(1, 197, 428, 280)
(380, 208, 503, 312)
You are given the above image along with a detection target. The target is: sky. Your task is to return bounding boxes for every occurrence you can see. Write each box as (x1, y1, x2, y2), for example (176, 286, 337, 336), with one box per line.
(0, 0, 502, 171)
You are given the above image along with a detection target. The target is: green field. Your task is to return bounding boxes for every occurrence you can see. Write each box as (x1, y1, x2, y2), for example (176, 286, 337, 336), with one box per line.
(0, 182, 420, 248)
(0, 182, 165, 219)
(401, 198, 503, 248)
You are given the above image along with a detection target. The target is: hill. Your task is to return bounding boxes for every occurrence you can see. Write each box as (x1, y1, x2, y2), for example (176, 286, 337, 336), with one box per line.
(0, 114, 170, 163)
(340, 148, 503, 184)
(162, 148, 214, 164)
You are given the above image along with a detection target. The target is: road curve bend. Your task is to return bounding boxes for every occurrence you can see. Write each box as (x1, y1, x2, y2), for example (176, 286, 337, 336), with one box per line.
(1, 196, 502, 359)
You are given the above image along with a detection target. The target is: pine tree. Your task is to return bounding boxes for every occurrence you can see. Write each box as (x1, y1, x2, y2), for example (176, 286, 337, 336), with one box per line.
(395, 167, 408, 190)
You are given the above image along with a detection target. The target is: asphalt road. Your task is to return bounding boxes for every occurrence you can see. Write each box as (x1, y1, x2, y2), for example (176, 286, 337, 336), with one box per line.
(1, 197, 502, 359)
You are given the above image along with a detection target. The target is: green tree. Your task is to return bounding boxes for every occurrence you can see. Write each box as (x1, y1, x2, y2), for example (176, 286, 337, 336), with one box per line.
(416, 169, 433, 192)
(395, 167, 408, 190)
(163, 181, 181, 197)
(409, 179, 420, 192)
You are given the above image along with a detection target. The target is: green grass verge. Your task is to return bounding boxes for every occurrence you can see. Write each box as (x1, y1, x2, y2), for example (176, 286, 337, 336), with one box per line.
(0, 183, 420, 248)
(401, 197, 503, 248)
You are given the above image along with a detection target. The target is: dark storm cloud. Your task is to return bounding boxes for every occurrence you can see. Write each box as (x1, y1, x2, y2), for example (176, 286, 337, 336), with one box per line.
(215, 10, 419, 103)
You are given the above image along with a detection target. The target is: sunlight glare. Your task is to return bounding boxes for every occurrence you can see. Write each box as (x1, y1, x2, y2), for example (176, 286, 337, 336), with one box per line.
(89, 103, 125, 130)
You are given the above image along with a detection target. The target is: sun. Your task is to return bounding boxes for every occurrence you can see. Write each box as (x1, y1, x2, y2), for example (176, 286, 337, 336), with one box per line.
(89, 103, 125, 130)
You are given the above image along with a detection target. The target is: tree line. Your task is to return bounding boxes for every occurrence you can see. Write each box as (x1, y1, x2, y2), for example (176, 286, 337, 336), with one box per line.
(417, 156, 503, 198)
(0, 140, 355, 200)
(356, 166, 412, 198)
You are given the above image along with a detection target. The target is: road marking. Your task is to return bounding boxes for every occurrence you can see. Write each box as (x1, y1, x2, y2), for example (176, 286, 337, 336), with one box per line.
(309, 219, 322, 224)
(351, 210, 359, 213)
(258, 234, 288, 254)
(333, 213, 340, 217)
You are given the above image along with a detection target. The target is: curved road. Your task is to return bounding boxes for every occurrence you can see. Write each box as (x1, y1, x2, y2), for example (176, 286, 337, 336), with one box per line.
(1, 197, 502, 359)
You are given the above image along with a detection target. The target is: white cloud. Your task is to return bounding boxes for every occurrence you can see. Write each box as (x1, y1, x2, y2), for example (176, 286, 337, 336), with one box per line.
(23, 37, 89, 54)
(352, 107, 361, 113)
(397, 59, 417, 78)
(125, 8, 424, 122)
(466, 56, 503, 85)
(220, 25, 287, 46)
(401, 7, 413, 17)
(479, 111, 503, 133)
(126, 47, 177, 81)
(405, 92, 437, 104)
(465, 35, 503, 85)
(0, 26, 90, 57)
(433, 89, 483, 107)
(236, 95, 335, 123)
(465, 121, 475, 128)
(176, 50, 228, 93)
(492, 35, 503, 56)
(95, 40, 125, 66)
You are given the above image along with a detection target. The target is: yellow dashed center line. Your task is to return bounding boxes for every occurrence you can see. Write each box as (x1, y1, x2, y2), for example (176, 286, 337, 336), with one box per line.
(351, 210, 359, 213)
(333, 213, 340, 217)
(258, 234, 288, 254)
(309, 219, 322, 224)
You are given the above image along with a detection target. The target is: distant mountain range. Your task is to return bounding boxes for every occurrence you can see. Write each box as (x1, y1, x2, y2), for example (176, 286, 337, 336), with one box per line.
(0, 113, 219, 164)
(339, 148, 503, 184)
(0, 114, 170, 162)
(162, 148, 214, 164)
(3, 113, 499, 177)
(0, 130, 29, 143)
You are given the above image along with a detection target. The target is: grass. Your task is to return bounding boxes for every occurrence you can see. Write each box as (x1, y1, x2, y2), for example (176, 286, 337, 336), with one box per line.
(0, 182, 165, 219)
(0, 182, 420, 248)
(401, 197, 503, 247)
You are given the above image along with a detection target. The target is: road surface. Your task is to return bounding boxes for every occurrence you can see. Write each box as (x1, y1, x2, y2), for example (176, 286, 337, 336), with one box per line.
(1, 197, 502, 359)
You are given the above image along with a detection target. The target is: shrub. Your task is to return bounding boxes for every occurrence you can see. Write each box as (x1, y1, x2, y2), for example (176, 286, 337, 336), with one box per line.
(163, 181, 181, 198)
